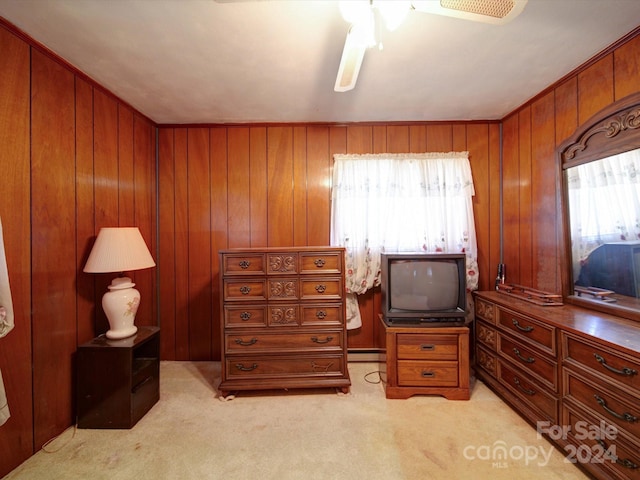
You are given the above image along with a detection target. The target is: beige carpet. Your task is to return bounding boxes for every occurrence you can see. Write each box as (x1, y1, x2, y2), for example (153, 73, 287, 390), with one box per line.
(4, 362, 587, 480)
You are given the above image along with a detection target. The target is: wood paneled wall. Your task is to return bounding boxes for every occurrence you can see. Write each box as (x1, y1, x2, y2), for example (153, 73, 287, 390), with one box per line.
(0, 22, 156, 476)
(157, 123, 501, 359)
(500, 31, 640, 291)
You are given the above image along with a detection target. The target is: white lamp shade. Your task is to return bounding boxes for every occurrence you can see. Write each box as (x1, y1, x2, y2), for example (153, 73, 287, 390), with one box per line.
(84, 227, 155, 273)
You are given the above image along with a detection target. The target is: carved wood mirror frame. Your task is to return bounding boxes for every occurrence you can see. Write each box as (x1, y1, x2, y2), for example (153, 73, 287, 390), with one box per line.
(558, 91, 640, 322)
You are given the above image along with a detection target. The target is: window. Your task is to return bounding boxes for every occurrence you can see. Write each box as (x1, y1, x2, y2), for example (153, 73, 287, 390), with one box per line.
(331, 152, 479, 329)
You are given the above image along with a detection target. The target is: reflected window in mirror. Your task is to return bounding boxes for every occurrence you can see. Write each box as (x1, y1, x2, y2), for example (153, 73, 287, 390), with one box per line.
(559, 92, 640, 322)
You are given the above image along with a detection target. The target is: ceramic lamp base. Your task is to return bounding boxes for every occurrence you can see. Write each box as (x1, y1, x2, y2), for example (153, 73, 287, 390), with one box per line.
(102, 276, 141, 340)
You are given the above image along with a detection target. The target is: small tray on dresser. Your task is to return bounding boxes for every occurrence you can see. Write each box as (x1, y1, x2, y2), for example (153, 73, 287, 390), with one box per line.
(496, 283, 563, 306)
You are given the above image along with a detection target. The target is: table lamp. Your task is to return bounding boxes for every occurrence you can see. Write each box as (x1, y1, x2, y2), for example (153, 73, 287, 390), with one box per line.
(83, 227, 156, 339)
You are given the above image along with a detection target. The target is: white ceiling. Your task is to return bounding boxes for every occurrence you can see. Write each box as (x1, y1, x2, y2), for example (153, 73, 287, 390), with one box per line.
(1, 0, 640, 124)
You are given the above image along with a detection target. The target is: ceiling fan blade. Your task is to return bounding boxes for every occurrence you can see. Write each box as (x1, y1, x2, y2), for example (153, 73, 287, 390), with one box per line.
(412, 0, 528, 25)
(334, 27, 368, 92)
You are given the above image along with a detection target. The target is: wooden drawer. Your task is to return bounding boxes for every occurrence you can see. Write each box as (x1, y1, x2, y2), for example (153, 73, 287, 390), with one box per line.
(476, 320, 497, 349)
(498, 333, 558, 392)
(563, 369, 640, 440)
(476, 344, 497, 377)
(225, 330, 344, 354)
(224, 305, 268, 328)
(397, 360, 459, 387)
(561, 403, 640, 480)
(223, 279, 267, 302)
(266, 252, 298, 274)
(299, 251, 343, 274)
(497, 307, 556, 355)
(301, 303, 344, 326)
(497, 359, 558, 422)
(267, 278, 299, 300)
(475, 297, 496, 324)
(397, 333, 458, 360)
(300, 277, 343, 300)
(222, 253, 266, 276)
(562, 333, 640, 393)
(225, 355, 346, 379)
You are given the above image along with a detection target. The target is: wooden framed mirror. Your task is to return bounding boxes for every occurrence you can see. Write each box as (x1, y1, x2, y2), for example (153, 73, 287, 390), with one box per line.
(558, 91, 640, 322)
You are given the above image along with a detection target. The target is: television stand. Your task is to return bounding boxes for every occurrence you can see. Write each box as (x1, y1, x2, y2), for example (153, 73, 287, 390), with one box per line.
(380, 315, 471, 400)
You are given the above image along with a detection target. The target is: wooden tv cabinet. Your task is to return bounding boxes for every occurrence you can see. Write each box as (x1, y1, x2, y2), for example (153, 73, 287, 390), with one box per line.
(381, 316, 471, 400)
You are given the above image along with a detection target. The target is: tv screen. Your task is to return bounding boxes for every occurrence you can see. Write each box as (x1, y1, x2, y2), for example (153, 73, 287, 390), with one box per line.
(389, 259, 460, 311)
(381, 252, 467, 324)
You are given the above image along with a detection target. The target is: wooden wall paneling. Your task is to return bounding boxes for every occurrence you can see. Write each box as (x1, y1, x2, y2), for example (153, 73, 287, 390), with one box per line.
(92, 90, 120, 335)
(249, 127, 267, 247)
(487, 123, 501, 292)
(517, 107, 533, 287)
(577, 54, 614, 125)
(187, 128, 212, 360)
(501, 114, 521, 285)
(227, 127, 251, 248)
(426, 124, 453, 152)
(305, 126, 331, 246)
(293, 126, 308, 246)
(0, 25, 33, 476)
(210, 127, 228, 361)
(30, 50, 77, 449)
(467, 124, 491, 292)
(409, 125, 427, 152)
(554, 78, 578, 147)
(346, 125, 373, 153)
(75, 78, 96, 345)
(372, 125, 387, 153)
(174, 129, 190, 360)
(118, 106, 135, 226)
(614, 34, 640, 99)
(267, 126, 294, 246)
(133, 115, 156, 327)
(531, 92, 559, 293)
(386, 125, 410, 152)
(452, 124, 467, 152)
(158, 129, 177, 359)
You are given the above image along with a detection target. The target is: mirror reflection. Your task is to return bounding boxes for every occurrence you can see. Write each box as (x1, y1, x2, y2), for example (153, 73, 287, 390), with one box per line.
(567, 149, 640, 304)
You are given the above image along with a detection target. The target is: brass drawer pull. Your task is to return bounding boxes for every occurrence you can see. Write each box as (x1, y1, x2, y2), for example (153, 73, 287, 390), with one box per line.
(315, 284, 326, 293)
(315, 310, 327, 319)
(594, 394, 638, 423)
(234, 338, 258, 347)
(596, 439, 639, 470)
(239, 285, 251, 295)
(314, 259, 326, 267)
(238, 260, 251, 269)
(513, 347, 535, 363)
(513, 376, 535, 395)
(239, 311, 252, 321)
(235, 363, 258, 372)
(594, 353, 638, 376)
(421, 371, 435, 378)
(420, 344, 435, 351)
(512, 318, 534, 332)
(311, 336, 333, 344)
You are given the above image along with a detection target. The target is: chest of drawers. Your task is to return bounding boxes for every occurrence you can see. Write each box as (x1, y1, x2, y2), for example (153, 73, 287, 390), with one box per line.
(474, 291, 640, 480)
(218, 247, 351, 396)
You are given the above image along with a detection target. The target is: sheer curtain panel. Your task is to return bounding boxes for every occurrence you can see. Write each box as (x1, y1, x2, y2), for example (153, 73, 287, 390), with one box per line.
(330, 152, 479, 329)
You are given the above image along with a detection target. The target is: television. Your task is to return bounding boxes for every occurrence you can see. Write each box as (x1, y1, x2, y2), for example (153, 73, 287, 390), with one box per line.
(380, 252, 467, 326)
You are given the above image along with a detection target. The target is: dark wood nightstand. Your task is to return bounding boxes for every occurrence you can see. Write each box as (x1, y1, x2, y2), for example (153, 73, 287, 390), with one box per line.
(76, 326, 160, 429)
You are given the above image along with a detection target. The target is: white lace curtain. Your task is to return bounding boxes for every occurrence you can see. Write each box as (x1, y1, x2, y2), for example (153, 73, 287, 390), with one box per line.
(567, 148, 640, 279)
(330, 152, 479, 329)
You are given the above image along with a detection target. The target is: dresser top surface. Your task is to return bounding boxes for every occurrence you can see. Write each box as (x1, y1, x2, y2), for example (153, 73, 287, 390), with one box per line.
(475, 291, 640, 356)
